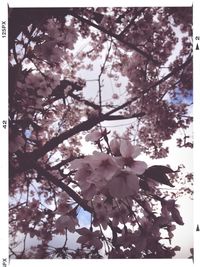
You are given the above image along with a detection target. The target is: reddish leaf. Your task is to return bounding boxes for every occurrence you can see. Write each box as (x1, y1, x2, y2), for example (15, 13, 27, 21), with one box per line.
(143, 165, 175, 187)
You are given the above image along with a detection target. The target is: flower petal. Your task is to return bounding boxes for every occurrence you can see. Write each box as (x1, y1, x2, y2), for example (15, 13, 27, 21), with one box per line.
(108, 175, 127, 198)
(126, 173, 139, 195)
(110, 138, 120, 155)
(131, 160, 147, 174)
(77, 235, 88, 244)
(131, 145, 141, 159)
(108, 171, 139, 198)
(76, 227, 90, 235)
(82, 184, 96, 200)
(85, 130, 102, 142)
(120, 139, 134, 158)
(91, 238, 103, 250)
(55, 215, 77, 233)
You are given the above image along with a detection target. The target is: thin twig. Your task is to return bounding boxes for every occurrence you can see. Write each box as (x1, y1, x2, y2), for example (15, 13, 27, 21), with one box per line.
(98, 40, 113, 112)
(67, 10, 159, 64)
(12, 55, 192, 175)
(35, 164, 93, 213)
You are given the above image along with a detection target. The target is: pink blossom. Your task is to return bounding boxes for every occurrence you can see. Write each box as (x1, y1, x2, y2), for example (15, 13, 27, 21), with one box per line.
(37, 86, 52, 97)
(76, 228, 103, 250)
(70, 158, 98, 199)
(25, 73, 44, 87)
(45, 71, 61, 89)
(111, 204, 129, 226)
(110, 138, 120, 156)
(34, 98, 43, 109)
(28, 199, 39, 209)
(59, 192, 69, 202)
(161, 199, 184, 225)
(119, 139, 147, 174)
(44, 19, 78, 50)
(128, 160, 147, 175)
(93, 210, 109, 230)
(108, 170, 139, 198)
(55, 215, 78, 233)
(44, 19, 61, 39)
(70, 152, 119, 183)
(117, 230, 136, 248)
(69, 157, 88, 170)
(34, 41, 64, 63)
(73, 163, 92, 183)
(112, 93, 119, 99)
(16, 207, 32, 221)
(92, 195, 107, 213)
(10, 135, 25, 153)
(134, 233, 147, 253)
(85, 130, 102, 142)
(64, 85, 73, 96)
(62, 26, 78, 49)
(92, 195, 110, 229)
(57, 203, 71, 215)
(82, 183, 97, 200)
(120, 139, 141, 158)
(91, 151, 120, 181)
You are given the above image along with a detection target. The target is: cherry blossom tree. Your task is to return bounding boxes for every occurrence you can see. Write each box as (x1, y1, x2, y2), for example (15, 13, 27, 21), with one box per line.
(9, 7, 193, 259)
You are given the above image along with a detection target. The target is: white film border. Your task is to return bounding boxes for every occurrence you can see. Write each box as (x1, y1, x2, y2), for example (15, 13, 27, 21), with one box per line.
(0, 0, 8, 265)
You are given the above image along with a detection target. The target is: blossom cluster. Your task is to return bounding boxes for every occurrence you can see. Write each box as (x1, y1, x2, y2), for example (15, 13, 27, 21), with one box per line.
(8, 6, 192, 259)
(34, 19, 78, 63)
(70, 135, 147, 200)
(55, 192, 79, 234)
(17, 71, 60, 98)
(9, 133, 25, 153)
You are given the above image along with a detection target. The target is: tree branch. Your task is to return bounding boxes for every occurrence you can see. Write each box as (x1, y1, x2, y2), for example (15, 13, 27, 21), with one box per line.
(68, 91, 100, 110)
(98, 40, 113, 111)
(104, 55, 192, 117)
(105, 112, 145, 120)
(119, 7, 146, 37)
(67, 9, 159, 65)
(34, 164, 93, 213)
(12, 55, 192, 176)
(47, 80, 101, 110)
(50, 155, 84, 170)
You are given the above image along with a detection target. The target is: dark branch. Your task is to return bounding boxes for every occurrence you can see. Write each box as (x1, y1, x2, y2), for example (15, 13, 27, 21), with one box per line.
(34, 164, 93, 213)
(119, 7, 146, 37)
(67, 9, 159, 65)
(104, 55, 193, 117)
(105, 112, 145, 120)
(12, 56, 192, 175)
(98, 40, 113, 111)
(68, 91, 100, 110)
(50, 155, 84, 170)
